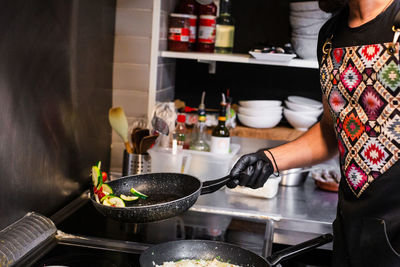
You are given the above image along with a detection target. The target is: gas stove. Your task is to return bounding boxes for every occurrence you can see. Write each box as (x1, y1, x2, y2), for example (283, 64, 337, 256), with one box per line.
(7, 191, 227, 267)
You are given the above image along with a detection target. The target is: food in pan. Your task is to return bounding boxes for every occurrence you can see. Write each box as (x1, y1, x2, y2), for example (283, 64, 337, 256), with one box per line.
(156, 258, 241, 267)
(91, 161, 145, 207)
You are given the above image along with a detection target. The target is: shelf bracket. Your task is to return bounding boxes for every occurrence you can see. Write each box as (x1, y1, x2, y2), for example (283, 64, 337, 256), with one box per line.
(197, 60, 216, 74)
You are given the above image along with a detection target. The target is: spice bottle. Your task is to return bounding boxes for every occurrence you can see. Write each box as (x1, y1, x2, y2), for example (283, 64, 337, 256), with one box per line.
(178, 0, 198, 51)
(197, 0, 217, 53)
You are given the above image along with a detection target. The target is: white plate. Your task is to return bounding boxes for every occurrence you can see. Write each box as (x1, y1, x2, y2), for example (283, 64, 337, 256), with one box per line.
(249, 51, 296, 62)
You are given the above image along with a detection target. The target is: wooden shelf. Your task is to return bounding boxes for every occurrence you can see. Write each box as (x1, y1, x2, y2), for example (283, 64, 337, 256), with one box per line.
(230, 125, 304, 141)
(160, 51, 318, 69)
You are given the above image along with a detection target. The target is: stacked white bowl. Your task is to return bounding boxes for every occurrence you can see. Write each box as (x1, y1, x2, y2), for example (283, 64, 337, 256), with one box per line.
(289, 1, 331, 59)
(237, 100, 283, 128)
(284, 96, 323, 131)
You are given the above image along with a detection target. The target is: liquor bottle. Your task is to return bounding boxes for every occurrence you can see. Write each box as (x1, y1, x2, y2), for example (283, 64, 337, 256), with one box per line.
(215, 0, 235, 54)
(190, 92, 210, 151)
(211, 93, 230, 154)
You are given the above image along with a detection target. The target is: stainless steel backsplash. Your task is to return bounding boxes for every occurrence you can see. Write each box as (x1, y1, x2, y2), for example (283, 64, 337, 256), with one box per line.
(0, 0, 115, 229)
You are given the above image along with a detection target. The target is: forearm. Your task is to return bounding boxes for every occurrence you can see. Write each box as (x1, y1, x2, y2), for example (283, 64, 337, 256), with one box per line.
(265, 99, 338, 172)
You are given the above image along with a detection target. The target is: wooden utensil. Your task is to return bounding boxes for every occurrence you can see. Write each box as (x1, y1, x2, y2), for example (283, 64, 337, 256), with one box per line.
(139, 135, 158, 154)
(134, 129, 149, 154)
(109, 107, 133, 154)
(131, 127, 141, 153)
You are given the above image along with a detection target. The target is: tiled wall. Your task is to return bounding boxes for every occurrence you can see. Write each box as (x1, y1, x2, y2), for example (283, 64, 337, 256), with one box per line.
(156, 0, 178, 101)
(111, 0, 153, 172)
(111, 0, 178, 172)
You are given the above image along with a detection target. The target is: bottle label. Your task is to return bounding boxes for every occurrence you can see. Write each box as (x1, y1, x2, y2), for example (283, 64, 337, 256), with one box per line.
(210, 136, 230, 154)
(189, 16, 197, 43)
(215, 25, 234, 48)
(198, 15, 216, 44)
(169, 27, 190, 42)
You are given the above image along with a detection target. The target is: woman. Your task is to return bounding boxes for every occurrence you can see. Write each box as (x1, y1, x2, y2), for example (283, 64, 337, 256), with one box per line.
(230, 0, 400, 265)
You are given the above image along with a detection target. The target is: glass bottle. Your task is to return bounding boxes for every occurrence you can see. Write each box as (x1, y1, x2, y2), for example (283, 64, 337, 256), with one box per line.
(190, 92, 210, 151)
(215, 0, 235, 54)
(175, 114, 187, 149)
(211, 93, 230, 154)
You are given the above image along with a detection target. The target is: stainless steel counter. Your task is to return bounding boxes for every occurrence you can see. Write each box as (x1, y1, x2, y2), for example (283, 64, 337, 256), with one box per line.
(189, 136, 339, 248)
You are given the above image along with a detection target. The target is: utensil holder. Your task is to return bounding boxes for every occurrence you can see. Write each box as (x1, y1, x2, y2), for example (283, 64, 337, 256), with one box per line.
(122, 150, 151, 176)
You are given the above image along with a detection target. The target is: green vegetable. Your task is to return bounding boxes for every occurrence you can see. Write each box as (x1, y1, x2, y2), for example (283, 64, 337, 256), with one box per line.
(103, 196, 125, 207)
(130, 187, 148, 199)
(120, 194, 139, 201)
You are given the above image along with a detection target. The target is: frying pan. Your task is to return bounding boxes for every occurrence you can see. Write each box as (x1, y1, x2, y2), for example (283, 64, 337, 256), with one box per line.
(140, 234, 333, 267)
(90, 173, 234, 223)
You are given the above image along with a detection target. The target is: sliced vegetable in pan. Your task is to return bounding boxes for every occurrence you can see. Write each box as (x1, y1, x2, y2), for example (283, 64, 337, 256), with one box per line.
(91, 161, 143, 207)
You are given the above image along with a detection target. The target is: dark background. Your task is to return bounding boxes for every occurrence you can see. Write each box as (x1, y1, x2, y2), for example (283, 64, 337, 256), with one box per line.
(174, 0, 322, 109)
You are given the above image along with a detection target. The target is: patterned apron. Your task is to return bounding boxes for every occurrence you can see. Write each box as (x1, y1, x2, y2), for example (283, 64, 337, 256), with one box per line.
(320, 20, 400, 266)
(321, 41, 400, 198)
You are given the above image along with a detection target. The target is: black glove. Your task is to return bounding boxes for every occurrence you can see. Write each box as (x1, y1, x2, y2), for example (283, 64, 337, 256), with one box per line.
(228, 149, 274, 189)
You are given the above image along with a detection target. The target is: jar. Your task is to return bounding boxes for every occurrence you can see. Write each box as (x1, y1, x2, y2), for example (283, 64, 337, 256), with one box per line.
(178, 0, 198, 50)
(197, 2, 217, 52)
(197, 15, 216, 52)
(168, 13, 191, 52)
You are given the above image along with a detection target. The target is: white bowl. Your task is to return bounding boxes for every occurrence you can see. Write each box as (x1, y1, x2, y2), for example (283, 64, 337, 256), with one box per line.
(291, 35, 318, 59)
(238, 106, 283, 116)
(284, 100, 322, 112)
(290, 10, 331, 20)
(289, 14, 327, 28)
(239, 100, 282, 108)
(284, 108, 318, 131)
(284, 107, 322, 119)
(238, 113, 282, 128)
(287, 96, 323, 109)
(289, 1, 320, 11)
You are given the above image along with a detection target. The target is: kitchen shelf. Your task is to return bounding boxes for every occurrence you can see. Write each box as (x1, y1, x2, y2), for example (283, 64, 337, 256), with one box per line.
(160, 51, 318, 69)
(230, 125, 304, 141)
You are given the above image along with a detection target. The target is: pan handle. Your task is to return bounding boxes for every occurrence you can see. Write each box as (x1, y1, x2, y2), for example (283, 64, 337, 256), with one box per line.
(200, 176, 238, 195)
(266, 233, 333, 266)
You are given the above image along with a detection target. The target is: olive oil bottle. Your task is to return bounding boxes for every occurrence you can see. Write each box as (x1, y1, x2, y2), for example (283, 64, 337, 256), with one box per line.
(211, 93, 230, 154)
(190, 92, 210, 152)
(215, 0, 235, 54)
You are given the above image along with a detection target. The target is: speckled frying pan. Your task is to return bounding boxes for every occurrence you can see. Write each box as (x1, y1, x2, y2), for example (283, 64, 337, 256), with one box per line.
(140, 235, 333, 267)
(90, 172, 233, 223)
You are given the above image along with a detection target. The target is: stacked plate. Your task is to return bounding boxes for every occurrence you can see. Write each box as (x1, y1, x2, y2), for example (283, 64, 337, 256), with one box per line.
(237, 100, 283, 128)
(284, 96, 323, 131)
(289, 1, 331, 59)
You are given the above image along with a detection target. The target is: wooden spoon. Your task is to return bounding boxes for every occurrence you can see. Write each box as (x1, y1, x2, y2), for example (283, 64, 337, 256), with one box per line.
(134, 128, 149, 154)
(139, 135, 158, 154)
(109, 107, 133, 154)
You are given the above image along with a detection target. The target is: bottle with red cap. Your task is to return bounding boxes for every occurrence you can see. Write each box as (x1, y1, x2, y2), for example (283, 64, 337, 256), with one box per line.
(196, 0, 217, 53)
(175, 114, 187, 149)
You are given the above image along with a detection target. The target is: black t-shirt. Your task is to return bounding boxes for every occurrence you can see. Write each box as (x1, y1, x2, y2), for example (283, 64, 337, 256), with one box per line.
(317, 0, 400, 256)
(317, 0, 400, 63)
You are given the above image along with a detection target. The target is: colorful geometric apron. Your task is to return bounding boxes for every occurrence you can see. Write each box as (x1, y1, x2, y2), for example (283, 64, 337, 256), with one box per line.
(320, 29, 400, 198)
